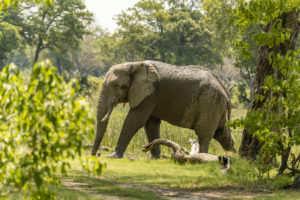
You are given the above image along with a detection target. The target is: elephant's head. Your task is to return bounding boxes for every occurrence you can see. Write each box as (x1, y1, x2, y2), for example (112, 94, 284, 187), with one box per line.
(91, 61, 159, 155)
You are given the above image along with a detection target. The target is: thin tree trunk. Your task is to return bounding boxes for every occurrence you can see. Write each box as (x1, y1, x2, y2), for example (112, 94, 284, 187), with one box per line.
(33, 40, 43, 64)
(56, 56, 62, 75)
(0, 53, 4, 71)
(278, 144, 291, 175)
(239, 9, 300, 159)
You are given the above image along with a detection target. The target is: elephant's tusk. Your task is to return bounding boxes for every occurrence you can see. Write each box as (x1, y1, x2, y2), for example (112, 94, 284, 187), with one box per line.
(101, 108, 113, 122)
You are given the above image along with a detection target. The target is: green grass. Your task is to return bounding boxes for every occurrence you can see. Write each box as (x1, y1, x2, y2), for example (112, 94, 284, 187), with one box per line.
(60, 154, 300, 200)
(90, 155, 258, 189)
(249, 191, 300, 200)
(5, 158, 299, 199)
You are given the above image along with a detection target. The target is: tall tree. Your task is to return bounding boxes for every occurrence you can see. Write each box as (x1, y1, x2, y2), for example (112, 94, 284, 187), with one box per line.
(114, 0, 167, 62)
(113, 0, 222, 67)
(231, 1, 300, 161)
(8, 0, 92, 65)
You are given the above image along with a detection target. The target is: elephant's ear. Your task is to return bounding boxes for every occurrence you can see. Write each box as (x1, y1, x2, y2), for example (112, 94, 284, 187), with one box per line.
(128, 62, 159, 109)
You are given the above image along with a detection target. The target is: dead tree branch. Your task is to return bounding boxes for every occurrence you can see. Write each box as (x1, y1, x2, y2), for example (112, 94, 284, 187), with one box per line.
(142, 139, 218, 164)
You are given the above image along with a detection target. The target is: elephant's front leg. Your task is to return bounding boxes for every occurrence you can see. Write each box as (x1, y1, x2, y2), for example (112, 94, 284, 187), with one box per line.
(144, 116, 161, 158)
(108, 96, 156, 158)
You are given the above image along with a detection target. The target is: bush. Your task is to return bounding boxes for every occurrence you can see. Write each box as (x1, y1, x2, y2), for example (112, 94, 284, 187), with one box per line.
(270, 175, 293, 189)
(0, 60, 103, 199)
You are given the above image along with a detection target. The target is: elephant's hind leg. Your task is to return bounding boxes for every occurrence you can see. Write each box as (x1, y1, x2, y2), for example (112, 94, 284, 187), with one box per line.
(144, 116, 161, 158)
(213, 127, 236, 152)
(195, 123, 217, 153)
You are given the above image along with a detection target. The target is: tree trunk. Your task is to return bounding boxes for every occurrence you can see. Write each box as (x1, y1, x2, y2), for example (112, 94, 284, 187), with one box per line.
(0, 53, 4, 71)
(33, 40, 43, 64)
(278, 144, 291, 175)
(239, 9, 300, 159)
(56, 56, 62, 75)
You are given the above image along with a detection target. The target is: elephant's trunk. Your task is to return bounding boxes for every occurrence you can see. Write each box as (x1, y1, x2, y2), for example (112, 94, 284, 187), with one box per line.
(91, 95, 114, 156)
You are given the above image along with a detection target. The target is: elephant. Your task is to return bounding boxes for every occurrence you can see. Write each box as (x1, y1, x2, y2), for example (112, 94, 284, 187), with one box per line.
(91, 60, 236, 158)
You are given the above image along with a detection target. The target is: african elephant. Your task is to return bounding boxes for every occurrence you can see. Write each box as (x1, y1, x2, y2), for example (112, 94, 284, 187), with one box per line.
(91, 61, 236, 158)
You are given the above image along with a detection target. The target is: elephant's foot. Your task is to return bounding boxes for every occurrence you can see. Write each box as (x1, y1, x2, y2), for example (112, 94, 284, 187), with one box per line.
(150, 147, 161, 159)
(107, 151, 123, 158)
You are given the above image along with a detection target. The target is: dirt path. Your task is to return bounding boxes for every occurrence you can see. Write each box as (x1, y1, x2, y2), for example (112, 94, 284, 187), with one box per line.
(62, 180, 128, 200)
(62, 179, 265, 200)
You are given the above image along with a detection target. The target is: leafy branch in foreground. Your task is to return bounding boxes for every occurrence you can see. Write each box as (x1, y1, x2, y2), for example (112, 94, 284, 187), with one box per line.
(0, 60, 103, 199)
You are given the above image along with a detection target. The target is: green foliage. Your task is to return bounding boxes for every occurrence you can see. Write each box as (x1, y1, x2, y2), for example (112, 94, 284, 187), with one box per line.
(5, 0, 93, 64)
(236, 81, 251, 107)
(0, 0, 53, 11)
(0, 60, 103, 199)
(232, 0, 299, 33)
(77, 75, 103, 97)
(201, 0, 237, 57)
(1, 0, 98, 76)
(66, 31, 107, 77)
(0, 16, 22, 67)
(99, 0, 222, 68)
(229, 0, 300, 175)
(270, 174, 293, 189)
(201, 0, 257, 106)
(3, 47, 31, 70)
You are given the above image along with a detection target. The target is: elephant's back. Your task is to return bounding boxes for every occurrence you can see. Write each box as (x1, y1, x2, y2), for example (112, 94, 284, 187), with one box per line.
(148, 61, 229, 100)
(148, 61, 211, 81)
(148, 61, 230, 129)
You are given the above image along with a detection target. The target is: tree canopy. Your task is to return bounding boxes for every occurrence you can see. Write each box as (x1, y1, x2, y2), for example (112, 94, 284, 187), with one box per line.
(106, 0, 223, 68)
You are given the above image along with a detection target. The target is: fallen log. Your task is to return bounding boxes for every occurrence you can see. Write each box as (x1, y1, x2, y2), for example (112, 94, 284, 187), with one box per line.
(142, 139, 218, 164)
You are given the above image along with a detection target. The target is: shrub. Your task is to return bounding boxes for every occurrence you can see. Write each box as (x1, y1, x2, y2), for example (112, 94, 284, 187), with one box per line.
(0, 60, 103, 199)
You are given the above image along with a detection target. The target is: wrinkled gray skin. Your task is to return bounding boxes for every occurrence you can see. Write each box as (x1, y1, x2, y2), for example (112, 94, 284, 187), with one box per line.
(91, 61, 236, 158)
